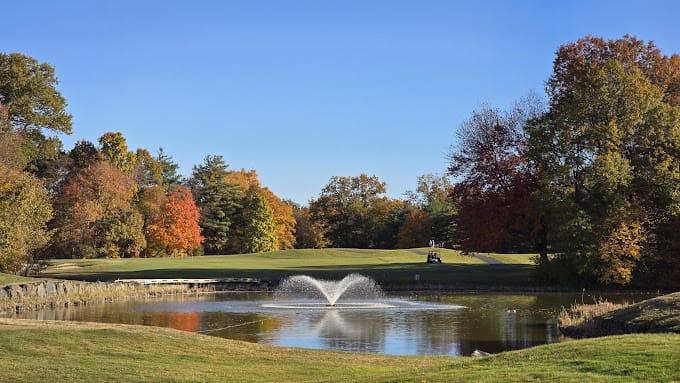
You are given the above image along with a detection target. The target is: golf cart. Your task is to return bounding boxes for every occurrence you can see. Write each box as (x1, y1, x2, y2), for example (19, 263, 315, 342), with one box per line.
(426, 251, 442, 264)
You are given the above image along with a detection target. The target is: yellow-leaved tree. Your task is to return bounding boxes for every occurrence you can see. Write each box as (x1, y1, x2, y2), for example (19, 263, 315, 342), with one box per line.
(226, 169, 296, 250)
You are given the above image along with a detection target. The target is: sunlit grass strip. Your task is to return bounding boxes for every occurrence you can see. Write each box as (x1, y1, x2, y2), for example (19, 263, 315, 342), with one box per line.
(39, 248, 538, 289)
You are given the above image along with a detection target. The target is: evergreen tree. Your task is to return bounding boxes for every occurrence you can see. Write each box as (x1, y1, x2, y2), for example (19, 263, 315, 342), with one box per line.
(225, 169, 296, 250)
(241, 187, 277, 253)
(69, 140, 101, 170)
(156, 147, 182, 186)
(187, 155, 242, 254)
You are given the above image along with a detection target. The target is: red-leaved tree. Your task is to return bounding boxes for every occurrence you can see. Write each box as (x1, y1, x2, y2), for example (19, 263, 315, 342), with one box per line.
(448, 96, 543, 253)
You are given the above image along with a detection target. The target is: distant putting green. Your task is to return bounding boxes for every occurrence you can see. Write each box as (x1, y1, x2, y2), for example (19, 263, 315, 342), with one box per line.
(0, 319, 677, 382)
(41, 248, 537, 288)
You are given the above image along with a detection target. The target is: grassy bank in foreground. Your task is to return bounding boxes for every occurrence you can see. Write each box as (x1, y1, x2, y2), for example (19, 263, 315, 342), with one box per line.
(0, 319, 677, 383)
(41, 248, 536, 287)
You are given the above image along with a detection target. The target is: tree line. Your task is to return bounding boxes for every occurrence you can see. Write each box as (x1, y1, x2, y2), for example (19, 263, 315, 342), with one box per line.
(448, 36, 680, 289)
(1, 35, 678, 289)
(0, 51, 453, 273)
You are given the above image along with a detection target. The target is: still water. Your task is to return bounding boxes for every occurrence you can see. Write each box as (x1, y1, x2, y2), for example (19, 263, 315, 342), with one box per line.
(9, 292, 652, 356)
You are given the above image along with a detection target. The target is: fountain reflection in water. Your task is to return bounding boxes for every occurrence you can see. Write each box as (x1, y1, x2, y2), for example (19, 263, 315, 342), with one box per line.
(270, 274, 384, 308)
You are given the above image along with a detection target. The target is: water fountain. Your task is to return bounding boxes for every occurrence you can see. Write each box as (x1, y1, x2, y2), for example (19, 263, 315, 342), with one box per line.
(277, 274, 382, 305)
(265, 274, 390, 309)
(260, 273, 468, 312)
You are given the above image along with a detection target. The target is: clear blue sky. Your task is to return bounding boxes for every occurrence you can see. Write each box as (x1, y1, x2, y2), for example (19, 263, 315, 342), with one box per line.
(3, 1, 679, 203)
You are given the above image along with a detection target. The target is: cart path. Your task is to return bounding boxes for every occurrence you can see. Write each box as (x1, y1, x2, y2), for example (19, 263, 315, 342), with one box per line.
(473, 254, 504, 264)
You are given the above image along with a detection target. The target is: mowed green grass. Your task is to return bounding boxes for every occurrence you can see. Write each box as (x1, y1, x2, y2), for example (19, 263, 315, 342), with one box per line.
(41, 248, 537, 287)
(0, 319, 677, 383)
(476, 252, 536, 265)
(0, 272, 38, 285)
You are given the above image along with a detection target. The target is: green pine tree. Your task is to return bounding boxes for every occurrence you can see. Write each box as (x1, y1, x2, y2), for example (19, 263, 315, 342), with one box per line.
(156, 147, 182, 186)
(187, 155, 242, 255)
(241, 187, 277, 254)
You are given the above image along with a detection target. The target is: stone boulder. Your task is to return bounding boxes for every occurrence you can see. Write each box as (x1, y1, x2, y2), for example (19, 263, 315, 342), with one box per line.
(45, 282, 57, 295)
(24, 284, 37, 296)
(36, 283, 46, 298)
(471, 349, 491, 357)
(8, 285, 24, 299)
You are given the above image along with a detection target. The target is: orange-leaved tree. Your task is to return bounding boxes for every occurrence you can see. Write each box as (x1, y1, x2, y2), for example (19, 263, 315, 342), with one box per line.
(226, 169, 296, 250)
(53, 161, 145, 258)
(396, 209, 431, 249)
(146, 186, 203, 257)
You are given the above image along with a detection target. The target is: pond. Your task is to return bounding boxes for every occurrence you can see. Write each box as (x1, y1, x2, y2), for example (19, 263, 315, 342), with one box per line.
(8, 291, 653, 356)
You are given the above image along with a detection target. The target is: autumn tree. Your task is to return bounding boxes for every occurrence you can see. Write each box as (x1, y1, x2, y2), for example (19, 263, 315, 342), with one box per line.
(310, 175, 403, 248)
(36, 151, 75, 196)
(0, 101, 5, 126)
(0, 53, 72, 171)
(405, 174, 456, 247)
(187, 155, 242, 254)
(396, 209, 431, 249)
(528, 36, 680, 286)
(448, 96, 543, 253)
(0, 165, 53, 273)
(370, 197, 407, 249)
(226, 169, 296, 250)
(0, 101, 31, 171)
(137, 185, 166, 252)
(289, 202, 328, 249)
(0, 130, 29, 171)
(99, 132, 136, 173)
(133, 148, 163, 189)
(53, 162, 145, 258)
(548, 35, 680, 107)
(34, 139, 100, 198)
(69, 140, 102, 170)
(146, 186, 203, 257)
(240, 187, 277, 253)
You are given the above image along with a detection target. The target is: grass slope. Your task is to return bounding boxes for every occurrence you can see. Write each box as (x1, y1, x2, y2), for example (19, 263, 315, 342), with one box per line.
(0, 272, 38, 285)
(41, 248, 536, 287)
(0, 319, 677, 383)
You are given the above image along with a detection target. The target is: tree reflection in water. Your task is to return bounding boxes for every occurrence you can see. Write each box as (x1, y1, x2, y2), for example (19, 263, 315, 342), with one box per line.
(9, 292, 653, 356)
